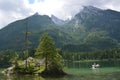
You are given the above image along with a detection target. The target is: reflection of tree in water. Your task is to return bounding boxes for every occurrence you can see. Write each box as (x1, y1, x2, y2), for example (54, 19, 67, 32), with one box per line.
(6, 75, 70, 80)
(6, 75, 45, 80)
(6, 75, 17, 80)
(4, 71, 120, 80)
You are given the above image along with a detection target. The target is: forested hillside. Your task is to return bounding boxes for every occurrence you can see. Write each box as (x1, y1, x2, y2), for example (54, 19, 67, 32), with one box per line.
(0, 6, 120, 52)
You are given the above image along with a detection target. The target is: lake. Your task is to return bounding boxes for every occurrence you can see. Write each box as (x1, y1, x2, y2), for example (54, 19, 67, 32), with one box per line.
(0, 60, 120, 80)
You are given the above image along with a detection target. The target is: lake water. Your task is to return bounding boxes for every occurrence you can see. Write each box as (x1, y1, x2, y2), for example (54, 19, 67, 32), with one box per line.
(0, 60, 120, 80)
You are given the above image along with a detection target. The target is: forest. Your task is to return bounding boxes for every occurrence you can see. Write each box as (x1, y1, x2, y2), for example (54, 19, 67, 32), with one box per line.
(0, 44, 120, 68)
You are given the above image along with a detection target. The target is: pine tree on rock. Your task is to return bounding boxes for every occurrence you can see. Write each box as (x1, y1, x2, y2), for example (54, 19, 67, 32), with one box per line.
(35, 33, 65, 76)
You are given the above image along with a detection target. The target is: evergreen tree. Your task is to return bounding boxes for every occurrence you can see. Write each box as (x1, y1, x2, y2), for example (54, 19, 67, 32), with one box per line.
(35, 33, 63, 71)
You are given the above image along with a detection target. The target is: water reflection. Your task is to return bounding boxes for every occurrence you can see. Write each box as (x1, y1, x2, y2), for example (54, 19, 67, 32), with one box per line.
(4, 70, 120, 80)
(1, 60, 120, 80)
(6, 75, 45, 80)
(65, 60, 120, 68)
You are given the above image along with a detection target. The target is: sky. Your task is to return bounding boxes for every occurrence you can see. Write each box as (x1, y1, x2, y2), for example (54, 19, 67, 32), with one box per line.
(0, 0, 120, 29)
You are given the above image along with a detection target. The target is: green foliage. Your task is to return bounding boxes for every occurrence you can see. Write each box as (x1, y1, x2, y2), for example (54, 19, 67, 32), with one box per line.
(62, 44, 91, 52)
(0, 50, 19, 67)
(35, 33, 63, 70)
(62, 48, 120, 61)
(35, 33, 56, 59)
(84, 31, 118, 49)
(49, 50, 63, 70)
(17, 66, 38, 74)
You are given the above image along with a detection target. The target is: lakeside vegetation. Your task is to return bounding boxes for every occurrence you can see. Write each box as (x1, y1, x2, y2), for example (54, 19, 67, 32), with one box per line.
(1, 43, 120, 67)
(62, 48, 120, 61)
(1, 46, 120, 68)
(0, 33, 120, 77)
(1, 33, 66, 77)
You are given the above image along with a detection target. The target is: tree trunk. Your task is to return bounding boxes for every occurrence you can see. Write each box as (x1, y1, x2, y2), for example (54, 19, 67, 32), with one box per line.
(25, 59, 28, 68)
(45, 53, 48, 70)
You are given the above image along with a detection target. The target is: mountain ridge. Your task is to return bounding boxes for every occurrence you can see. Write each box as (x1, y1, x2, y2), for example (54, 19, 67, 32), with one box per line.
(51, 15, 66, 25)
(0, 6, 120, 51)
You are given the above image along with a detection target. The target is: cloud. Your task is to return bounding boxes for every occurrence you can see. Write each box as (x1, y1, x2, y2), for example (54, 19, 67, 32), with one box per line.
(0, 0, 120, 29)
(29, 0, 120, 19)
(0, 0, 32, 29)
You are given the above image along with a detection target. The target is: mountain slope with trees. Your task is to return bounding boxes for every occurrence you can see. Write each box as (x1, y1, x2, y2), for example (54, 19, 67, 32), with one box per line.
(0, 13, 73, 51)
(62, 6, 120, 51)
(0, 6, 120, 51)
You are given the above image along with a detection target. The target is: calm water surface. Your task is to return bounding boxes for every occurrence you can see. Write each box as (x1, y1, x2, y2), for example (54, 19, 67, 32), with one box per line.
(0, 60, 120, 80)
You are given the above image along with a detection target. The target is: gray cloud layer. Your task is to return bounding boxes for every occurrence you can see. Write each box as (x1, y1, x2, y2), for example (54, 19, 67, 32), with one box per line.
(0, 0, 32, 28)
(58, 0, 120, 18)
(0, 0, 120, 29)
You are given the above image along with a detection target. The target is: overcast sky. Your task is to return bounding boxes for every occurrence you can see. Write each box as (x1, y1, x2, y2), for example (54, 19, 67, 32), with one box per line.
(0, 0, 120, 29)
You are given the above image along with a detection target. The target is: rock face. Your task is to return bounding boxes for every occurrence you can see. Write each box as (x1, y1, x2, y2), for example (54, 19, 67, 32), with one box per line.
(51, 15, 66, 25)
(3, 66, 15, 75)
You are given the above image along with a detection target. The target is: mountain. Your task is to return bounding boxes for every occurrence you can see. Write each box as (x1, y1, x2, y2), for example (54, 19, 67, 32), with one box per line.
(74, 6, 120, 41)
(51, 15, 66, 25)
(61, 6, 120, 51)
(0, 13, 73, 51)
(0, 6, 120, 51)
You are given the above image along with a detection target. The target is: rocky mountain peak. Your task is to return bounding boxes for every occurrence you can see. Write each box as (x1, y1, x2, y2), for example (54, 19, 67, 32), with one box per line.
(80, 6, 103, 15)
(33, 12, 39, 16)
(51, 15, 65, 25)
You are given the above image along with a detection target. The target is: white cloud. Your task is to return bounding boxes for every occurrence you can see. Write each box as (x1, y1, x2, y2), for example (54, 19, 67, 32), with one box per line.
(0, 0, 120, 29)
(0, 0, 32, 29)
(29, 0, 65, 17)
